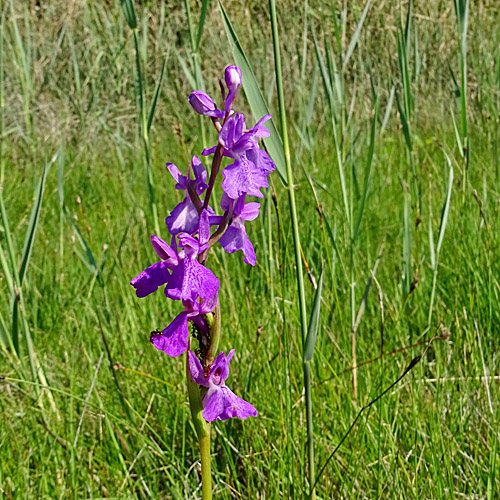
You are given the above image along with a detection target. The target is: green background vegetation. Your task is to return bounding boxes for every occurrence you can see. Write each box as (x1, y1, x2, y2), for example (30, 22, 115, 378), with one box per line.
(1, 0, 499, 498)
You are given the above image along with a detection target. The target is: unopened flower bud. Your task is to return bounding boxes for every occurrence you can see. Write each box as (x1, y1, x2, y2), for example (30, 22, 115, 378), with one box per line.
(188, 91, 225, 119)
(225, 65, 242, 93)
(224, 65, 242, 112)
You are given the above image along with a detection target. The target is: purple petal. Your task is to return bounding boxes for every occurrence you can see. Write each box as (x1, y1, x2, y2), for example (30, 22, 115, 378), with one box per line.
(247, 148, 275, 173)
(202, 146, 217, 156)
(209, 215, 224, 226)
(239, 202, 260, 222)
(188, 350, 209, 387)
(130, 261, 170, 298)
(249, 115, 272, 138)
(150, 312, 189, 357)
(151, 235, 178, 265)
(166, 197, 200, 236)
(198, 209, 211, 248)
(222, 156, 268, 199)
(166, 258, 219, 302)
(188, 91, 225, 119)
(167, 163, 187, 190)
(177, 233, 200, 258)
(219, 114, 246, 150)
(203, 386, 257, 421)
(220, 193, 235, 212)
(191, 155, 208, 193)
(219, 223, 256, 266)
(209, 349, 234, 386)
(198, 294, 218, 314)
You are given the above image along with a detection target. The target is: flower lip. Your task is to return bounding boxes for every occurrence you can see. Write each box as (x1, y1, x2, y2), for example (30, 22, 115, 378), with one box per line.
(187, 349, 257, 421)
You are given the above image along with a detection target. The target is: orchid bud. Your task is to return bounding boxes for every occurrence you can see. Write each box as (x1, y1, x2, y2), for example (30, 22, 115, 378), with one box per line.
(188, 91, 225, 119)
(224, 65, 242, 112)
(224, 65, 242, 93)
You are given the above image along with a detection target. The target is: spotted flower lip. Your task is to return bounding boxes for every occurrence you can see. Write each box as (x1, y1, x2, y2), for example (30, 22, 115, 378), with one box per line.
(222, 155, 269, 199)
(188, 350, 258, 421)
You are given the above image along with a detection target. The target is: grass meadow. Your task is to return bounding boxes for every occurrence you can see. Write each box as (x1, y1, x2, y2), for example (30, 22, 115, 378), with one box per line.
(1, 0, 500, 498)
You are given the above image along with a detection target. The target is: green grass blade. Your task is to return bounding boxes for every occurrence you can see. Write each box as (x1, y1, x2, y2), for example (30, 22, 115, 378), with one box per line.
(403, 187, 411, 298)
(267, 0, 315, 496)
(65, 207, 101, 285)
(342, 0, 374, 70)
(147, 54, 167, 134)
(353, 104, 378, 243)
(381, 85, 395, 134)
(428, 155, 454, 326)
(436, 155, 454, 257)
(428, 216, 436, 270)
(303, 269, 324, 362)
(219, 1, 287, 184)
(195, 0, 211, 52)
(19, 160, 52, 284)
(120, 0, 137, 30)
(395, 91, 412, 152)
(57, 146, 65, 206)
(0, 310, 11, 350)
(177, 53, 197, 90)
(312, 33, 334, 115)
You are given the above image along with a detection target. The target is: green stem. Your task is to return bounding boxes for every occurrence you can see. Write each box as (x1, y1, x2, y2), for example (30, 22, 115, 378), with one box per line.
(199, 427, 212, 500)
(303, 360, 315, 494)
(205, 300, 221, 366)
(186, 351, 212, 499)
(269, 1, 315, 497)
(428, 267, 438, 327)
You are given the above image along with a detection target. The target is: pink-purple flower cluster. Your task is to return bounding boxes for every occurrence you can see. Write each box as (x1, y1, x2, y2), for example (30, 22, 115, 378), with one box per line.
(131, 65, 274, 421)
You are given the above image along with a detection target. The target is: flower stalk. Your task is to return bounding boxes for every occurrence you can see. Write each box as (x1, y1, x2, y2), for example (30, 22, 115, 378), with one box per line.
(186, 349, 212, 500)
(130, 65, 272, 496)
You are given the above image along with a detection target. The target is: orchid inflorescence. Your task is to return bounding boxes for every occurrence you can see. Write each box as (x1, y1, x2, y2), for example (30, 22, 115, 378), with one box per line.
(131, 65, 275, 422)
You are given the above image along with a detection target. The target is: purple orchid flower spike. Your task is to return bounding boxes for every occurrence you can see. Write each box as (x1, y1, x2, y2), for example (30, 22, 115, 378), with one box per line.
(188, 349, 258, 421)
(166, 156, 212, 235)
(224, 65, 242, 112)
(151, 294, 217, 357)
(189, 90, 225, 119)
(216, 195, 260, 265)
(130, 235, 179, 298)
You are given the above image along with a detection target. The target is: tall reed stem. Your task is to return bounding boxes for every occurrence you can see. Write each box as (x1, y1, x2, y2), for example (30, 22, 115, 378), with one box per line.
(269, 1, 315, 497)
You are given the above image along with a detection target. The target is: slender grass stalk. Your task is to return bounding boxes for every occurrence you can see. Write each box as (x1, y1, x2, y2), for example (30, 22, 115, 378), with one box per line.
(268, 1, 315, 497)
(454, 0, 470, 192)
(428, 157, 453, 326)
(9, 2, 34, 142)
(120, 0, 160, 236)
